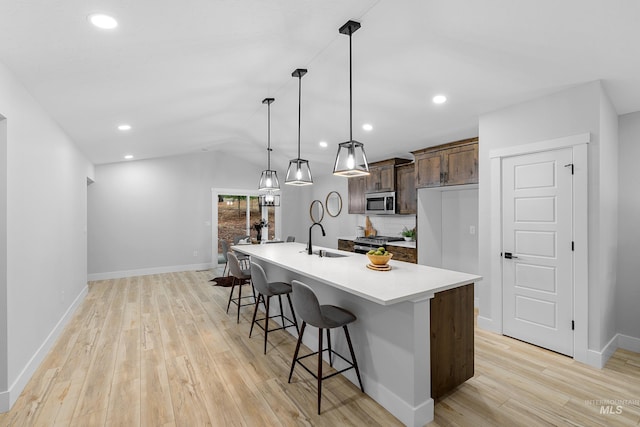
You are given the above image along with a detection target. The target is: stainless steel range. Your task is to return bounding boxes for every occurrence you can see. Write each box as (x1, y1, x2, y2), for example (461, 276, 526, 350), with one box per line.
(353, 236, 404, 254)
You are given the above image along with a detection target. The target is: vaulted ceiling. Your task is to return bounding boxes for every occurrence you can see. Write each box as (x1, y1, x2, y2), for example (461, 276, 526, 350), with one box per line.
(2, 0, 639, 175)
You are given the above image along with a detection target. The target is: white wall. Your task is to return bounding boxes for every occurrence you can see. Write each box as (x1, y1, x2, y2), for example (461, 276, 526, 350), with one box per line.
(0, 62, 94, 411)
(441, 189, 479, 274)
(596, 92, 619, 350)
(279, 184, 313, 245)
(417, 189, 442, 267)
(88, 150, 310, 278)
(0, 117, 7, 397)
(478, 81, 620, 358)
(416, 187, 478, 275)
(304, 173, 354, 249)
(292, 172, 418, 250)
(617, 112, 640, 341)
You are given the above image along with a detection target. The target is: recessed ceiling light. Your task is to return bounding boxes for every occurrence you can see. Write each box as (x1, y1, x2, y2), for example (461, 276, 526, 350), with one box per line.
(432, 95, 447, 104)
(124, 154, 134, 160)
(362, 123, 373, 131)
(319, 141, 328, 148)
(117, 124, 131, 131)
(88, 14, 118, 30)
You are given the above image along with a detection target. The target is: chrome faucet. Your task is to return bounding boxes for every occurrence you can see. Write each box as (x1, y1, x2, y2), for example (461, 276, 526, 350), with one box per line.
(308, 222, 326, 255)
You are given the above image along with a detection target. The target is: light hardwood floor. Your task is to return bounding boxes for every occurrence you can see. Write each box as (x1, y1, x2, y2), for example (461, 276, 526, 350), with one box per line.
(0, 270, 638, 426)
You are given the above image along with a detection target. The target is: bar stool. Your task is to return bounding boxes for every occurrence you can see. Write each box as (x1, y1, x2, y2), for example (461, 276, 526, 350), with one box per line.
(287, 280, 364, 414)
(226, 252, 255, 323)
(219, 239, 231, 276)
(249, 262, 299, 354)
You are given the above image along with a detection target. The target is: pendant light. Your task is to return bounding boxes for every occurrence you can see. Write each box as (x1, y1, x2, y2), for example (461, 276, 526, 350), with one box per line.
(285, 68, 313, 186)
(333, 20, 370, 177)
(259, 191, 280, 207)
(258, 97, 280, 191)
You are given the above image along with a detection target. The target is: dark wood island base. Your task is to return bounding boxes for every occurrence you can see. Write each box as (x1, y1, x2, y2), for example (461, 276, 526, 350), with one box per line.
(430, 283, 475, 399)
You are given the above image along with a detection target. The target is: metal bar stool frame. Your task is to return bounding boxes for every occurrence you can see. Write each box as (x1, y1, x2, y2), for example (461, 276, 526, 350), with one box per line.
(226, 252, 257, 323)
(249, 262, 299, 354)
(287, 280, 364, 414)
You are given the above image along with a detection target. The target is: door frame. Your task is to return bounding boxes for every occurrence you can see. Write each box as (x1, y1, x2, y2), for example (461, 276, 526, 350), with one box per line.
(489, 133, 589, 363)
(211, 187, 282, 267)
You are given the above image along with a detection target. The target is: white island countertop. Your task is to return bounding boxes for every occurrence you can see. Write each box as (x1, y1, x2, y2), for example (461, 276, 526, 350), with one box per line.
(233, 242, 481, 306)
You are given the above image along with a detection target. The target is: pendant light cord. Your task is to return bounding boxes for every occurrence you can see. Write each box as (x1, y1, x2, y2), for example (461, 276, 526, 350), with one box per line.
(297, 74, 302, 160)
(349, 27, 353, 143)
(267, 101, 271, 170)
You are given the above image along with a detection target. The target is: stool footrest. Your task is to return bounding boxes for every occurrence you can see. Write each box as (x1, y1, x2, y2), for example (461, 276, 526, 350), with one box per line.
(293, 348, 356, 381)
(253, 314, 297, 334)
(229, 295, 257, 308)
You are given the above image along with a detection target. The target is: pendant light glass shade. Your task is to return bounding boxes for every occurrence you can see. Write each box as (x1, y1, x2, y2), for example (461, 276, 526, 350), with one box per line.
(333, 20, 370, 177)
(258, 169, 280, 191)
(334, 140, 369, 177)
(285, 68, 313, 186)
(258, 97, 280, 191)
(285, 158, 313, 185)
(259, 190, 280, 207)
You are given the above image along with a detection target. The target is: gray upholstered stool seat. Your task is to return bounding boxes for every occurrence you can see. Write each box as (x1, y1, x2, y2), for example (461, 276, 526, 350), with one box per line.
(287, 279, 364, 414)
(249, 262, 299, 354)
(314, 305, 356, 329)
(265, 281, 293, 295)
(226, 252, 256, 323)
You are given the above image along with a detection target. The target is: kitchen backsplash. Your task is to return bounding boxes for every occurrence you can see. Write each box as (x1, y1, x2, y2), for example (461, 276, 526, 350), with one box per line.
(356, 215, 416, 238)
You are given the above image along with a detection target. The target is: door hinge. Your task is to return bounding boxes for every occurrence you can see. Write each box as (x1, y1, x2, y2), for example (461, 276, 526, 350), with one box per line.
(572, 320, 575, 330)
(564, 163, 574, 175)
(572, 241, 575, 251)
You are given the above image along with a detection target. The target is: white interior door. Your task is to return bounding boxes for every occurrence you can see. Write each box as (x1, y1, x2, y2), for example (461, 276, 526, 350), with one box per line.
(502, 148, 574, 356)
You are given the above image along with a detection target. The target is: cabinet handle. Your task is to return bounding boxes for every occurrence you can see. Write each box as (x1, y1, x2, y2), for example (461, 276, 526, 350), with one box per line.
(444, 171, 448, 183)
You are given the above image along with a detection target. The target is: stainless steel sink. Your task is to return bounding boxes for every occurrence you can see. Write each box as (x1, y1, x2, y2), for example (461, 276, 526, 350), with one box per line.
(313, 250, 349, 258)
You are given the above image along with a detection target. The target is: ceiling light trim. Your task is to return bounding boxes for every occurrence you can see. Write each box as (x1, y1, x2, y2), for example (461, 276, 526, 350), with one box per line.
(88, 13, 118, 30)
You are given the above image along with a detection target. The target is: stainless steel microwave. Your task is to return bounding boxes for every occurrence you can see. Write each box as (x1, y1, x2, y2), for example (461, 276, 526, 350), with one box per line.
(365, 191, 396, 215)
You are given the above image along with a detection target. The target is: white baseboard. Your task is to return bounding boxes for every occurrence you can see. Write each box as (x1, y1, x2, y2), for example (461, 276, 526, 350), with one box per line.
(362, 376, 434, 427)
(0, 389, 8, 414)
(88, 262, 214, 281)
(586, 333, 640, 369)
(618, 333, 640, 353)
(1, 285, 88, 413)
(477, 315, 500, 334)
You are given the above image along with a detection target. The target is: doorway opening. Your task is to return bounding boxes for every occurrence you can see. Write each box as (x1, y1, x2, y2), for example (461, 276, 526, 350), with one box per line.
(212, 189, 280, 266)
(488, 133, 589, 363)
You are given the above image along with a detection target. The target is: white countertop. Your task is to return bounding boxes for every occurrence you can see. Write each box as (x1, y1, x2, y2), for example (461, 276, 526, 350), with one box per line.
(232, 242, 481, 306)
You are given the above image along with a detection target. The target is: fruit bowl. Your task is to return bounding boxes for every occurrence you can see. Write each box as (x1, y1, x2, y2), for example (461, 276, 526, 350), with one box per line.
(367, 252, 393, 266)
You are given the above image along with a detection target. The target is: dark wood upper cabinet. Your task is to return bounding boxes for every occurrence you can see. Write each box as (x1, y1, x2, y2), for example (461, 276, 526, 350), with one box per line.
(346, 139, 478, 214)
(414, 150, 443, 188)
(443, 142, 478, 186)
(395, 163, 416, 214)
(365, 162, 394, 192)
(413, 137, 478, 188)
(348, 158, 411, 214)
(365, 158, 411, 193)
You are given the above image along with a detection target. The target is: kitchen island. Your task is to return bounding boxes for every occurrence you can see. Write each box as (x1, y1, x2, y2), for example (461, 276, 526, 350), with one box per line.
(232, 242, 481, 426)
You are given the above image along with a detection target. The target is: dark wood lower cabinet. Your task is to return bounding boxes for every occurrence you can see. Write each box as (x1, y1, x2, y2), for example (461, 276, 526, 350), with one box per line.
(338, 239, 354, 252)
(430, 283, 474, 399)
(387, 244, 417, 263)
